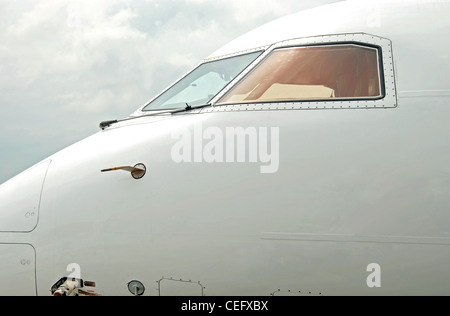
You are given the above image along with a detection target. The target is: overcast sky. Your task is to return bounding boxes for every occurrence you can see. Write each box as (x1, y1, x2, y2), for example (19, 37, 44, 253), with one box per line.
(0, 0, 339, 184)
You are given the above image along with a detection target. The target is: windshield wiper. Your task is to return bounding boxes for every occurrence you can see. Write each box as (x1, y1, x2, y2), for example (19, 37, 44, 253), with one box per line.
(99, 103, 212, 130)
(168, 103, 211, 114)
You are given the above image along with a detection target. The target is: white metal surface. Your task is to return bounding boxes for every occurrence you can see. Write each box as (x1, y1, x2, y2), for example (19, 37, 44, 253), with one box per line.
(0, 0, 450, 296)
(0, 244, 36, 296)
(0, 160, 51, 232)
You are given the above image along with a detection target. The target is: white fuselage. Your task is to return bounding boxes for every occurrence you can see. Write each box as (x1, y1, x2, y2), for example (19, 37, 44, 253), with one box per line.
(1, 0, 449, 296)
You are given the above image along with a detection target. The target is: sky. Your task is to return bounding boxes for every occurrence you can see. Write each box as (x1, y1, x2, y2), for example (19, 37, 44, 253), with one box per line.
(0, 0, 339, 184)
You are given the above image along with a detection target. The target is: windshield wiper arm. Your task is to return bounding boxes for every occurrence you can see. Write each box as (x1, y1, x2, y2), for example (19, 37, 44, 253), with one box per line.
(169, 103, 211, 114)
(99, 103, 211, 130)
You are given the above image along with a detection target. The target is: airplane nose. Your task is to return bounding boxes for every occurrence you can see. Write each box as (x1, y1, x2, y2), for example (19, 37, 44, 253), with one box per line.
(0, 160, 52, 233)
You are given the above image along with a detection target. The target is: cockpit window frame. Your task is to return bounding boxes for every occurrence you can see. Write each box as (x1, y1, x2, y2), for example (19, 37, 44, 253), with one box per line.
(206, 33, 397, 112)
(216, 43, 385, 104)
(135, 47, 267, 115)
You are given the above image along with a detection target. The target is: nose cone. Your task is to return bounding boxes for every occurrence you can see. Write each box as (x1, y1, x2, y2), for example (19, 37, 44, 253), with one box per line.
(0, 160, 52, 233)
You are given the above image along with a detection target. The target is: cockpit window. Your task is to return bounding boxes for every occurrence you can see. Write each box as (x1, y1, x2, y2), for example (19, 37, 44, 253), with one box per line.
(216, 44, 383, 105)
(142, 51, 262, 111)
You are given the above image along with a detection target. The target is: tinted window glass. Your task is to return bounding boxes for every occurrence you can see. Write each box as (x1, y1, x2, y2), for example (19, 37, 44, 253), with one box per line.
(217, 44, 382, 104)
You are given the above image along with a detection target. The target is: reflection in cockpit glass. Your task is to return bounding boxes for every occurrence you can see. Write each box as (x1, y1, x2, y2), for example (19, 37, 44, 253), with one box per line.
(217, 44, 383, 105)
(143, 51, 262, 111)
